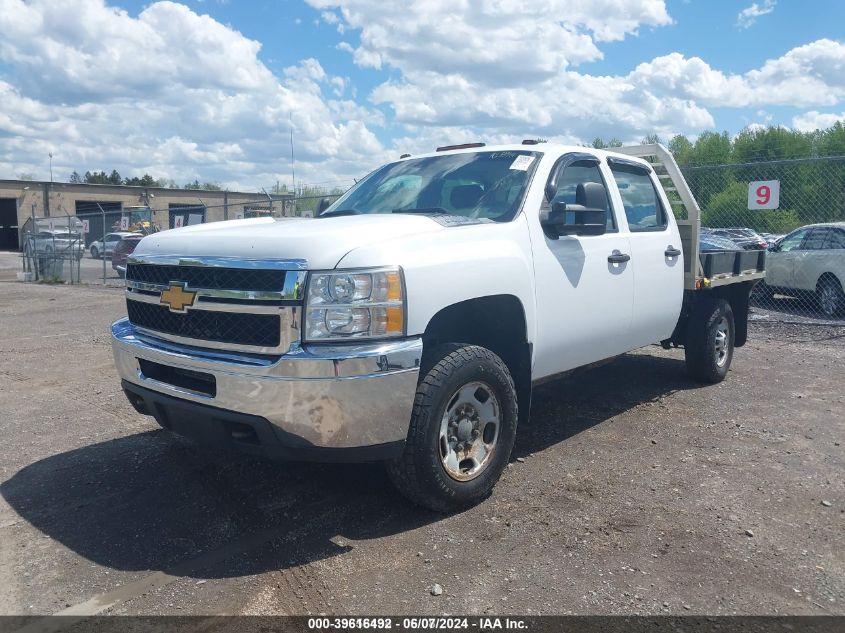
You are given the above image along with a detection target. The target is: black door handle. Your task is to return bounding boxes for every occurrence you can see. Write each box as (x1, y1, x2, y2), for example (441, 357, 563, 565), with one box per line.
(608, 252, 631, 264)
(665, 246, 682, 257)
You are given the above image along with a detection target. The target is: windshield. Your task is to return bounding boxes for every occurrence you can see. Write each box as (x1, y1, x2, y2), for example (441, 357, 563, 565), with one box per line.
(322, 150, 541, 222)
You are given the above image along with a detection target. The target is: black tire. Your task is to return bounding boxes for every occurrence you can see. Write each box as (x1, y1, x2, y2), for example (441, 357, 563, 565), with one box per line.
(90, 246, 99, 259)
(816, 276, 845, 318)
(685, 298, 734, 384)
(387, 344, 518, 513)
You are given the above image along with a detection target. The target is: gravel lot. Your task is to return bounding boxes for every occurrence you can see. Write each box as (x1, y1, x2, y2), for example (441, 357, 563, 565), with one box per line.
(0, 281, 842, 617)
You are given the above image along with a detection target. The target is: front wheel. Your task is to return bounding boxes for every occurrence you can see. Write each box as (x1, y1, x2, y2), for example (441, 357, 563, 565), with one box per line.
(90, 246, 99, 259)
(387, 344, 518, 512)
(685, 298, 734, 384)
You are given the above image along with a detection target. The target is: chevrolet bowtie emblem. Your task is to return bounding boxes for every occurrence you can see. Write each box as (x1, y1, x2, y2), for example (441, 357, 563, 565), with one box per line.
(160, 283, 196, 313)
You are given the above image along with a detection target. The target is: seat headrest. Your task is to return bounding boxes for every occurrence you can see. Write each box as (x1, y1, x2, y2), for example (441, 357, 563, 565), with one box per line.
(450, 184, 483, 209)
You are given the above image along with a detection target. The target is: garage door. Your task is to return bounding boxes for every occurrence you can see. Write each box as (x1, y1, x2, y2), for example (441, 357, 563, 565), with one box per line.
(0, 199, 19, 250)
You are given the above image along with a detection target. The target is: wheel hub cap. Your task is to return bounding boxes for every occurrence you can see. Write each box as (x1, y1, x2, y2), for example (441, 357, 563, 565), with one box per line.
(714, 316, 729, 367)
(439, 381, 501, 482)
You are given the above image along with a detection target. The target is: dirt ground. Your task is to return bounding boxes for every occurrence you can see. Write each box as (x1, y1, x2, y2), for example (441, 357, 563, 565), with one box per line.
(0, 281, 842, 617)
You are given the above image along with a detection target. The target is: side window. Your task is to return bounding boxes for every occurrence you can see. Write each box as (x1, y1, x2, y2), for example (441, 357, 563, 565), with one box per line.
(553, 162, 615, 231)
(825, 228, 845, 250)
(801, 229, 828, 251)
(610, 165, 667, 231)
(777, 229, 807, 252)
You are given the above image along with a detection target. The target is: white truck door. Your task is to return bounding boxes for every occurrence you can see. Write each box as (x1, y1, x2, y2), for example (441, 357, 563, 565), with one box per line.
(529, 154, 634, 379)
(607, 158, 684, 349)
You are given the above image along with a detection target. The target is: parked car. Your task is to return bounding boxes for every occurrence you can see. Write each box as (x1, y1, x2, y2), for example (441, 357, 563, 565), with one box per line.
(24, 229, 85, 260)
(704, 227, 768, 250)
(89, 231, 141, 259)
(111, 235, 144, 277)
(699, 234, 742, 252)
(111, 142, 764, 512)
(760, 222, 845, 317)
(760, 232, 785, 248)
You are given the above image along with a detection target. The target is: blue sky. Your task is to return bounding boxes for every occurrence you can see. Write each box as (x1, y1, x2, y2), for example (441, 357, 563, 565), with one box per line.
(0, 0, 843, 189)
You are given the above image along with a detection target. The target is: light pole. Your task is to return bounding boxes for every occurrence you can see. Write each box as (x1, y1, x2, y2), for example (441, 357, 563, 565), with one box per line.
(48, 153, 53, 184)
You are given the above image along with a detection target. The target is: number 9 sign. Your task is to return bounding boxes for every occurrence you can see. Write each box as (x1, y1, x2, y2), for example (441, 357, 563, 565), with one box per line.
(747, 180, 780, 210)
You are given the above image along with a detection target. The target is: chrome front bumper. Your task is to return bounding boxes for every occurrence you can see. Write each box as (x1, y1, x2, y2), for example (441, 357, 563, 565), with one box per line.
(111, 318, 422, 459)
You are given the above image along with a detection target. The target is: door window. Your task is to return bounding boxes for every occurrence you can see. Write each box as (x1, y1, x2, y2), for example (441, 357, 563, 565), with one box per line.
(610, 166, 667, 231)
(777, 229, 807, 252)
(800, 229, 828, 250)
(824, 228, 845, 249)
(552, 162, 616, 231)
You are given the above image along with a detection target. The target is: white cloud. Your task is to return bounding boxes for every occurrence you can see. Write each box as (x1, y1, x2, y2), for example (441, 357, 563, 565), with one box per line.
(0, 0, 390, 188)
(307, 0, 672, 86)
(792, 111, 845, 132)
(314, 1, 845, 144)
(737, 0, 776, 29)
(364, 38, 845, 143)
(628, 40, 845, 108)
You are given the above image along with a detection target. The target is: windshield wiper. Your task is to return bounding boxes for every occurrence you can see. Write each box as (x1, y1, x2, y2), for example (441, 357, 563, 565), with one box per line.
(392, 207, 449, 215)
(319, 208, 361, 217)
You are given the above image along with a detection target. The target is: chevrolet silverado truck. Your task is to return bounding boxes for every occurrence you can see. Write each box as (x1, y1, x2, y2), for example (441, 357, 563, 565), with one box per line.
(111, 143, 765, 512)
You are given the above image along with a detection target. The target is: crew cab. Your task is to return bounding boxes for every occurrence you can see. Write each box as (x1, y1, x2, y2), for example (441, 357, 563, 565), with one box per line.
(111, 143, 764, 512)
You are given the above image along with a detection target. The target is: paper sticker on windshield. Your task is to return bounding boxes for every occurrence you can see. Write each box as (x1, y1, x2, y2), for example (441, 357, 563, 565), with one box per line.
(509, 155, 534, 171)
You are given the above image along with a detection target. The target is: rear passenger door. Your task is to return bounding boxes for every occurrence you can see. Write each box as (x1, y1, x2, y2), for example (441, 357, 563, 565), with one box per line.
(608, 158, 684, 348)
(792, 228, 829, 291)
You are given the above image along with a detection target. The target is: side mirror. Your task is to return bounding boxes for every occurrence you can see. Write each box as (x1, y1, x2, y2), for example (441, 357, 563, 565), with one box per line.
(317, 197, 333, 216)
(541, 182, 608, 237)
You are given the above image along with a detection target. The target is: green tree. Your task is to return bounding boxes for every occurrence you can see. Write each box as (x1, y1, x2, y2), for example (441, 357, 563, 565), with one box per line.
(817, 121, 845, 156)
(84, 170, 110, 184)
(591, 137, 622, 149)
(669, 134, 693, 164)
(732, 126, 813, 163)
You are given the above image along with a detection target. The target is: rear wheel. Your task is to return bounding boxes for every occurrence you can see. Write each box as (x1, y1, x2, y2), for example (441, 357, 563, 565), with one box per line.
(685, 298, 734, 384)
(387, 344, 518, 512)
(817, 277, 844, 318)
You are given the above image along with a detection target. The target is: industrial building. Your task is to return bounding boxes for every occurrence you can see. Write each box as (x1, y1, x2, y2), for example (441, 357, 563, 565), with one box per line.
(0, 179, 293, 251)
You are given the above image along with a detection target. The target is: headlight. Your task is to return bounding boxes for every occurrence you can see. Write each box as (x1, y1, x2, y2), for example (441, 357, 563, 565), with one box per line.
(304, 267, 405, 341)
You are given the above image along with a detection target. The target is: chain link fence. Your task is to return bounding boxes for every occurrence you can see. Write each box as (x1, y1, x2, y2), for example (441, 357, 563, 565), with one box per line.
(19, 216, 84, 283)
(679, 156, 845, 321)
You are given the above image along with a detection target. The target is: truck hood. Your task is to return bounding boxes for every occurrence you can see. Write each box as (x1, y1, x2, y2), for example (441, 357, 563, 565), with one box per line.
(133, 215, 446, 269)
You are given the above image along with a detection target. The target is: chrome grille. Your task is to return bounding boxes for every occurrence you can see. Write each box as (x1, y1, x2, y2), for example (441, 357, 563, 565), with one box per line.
(126, 263, 285, 292)
(124, 255, 306, 354)
(127, 300, 281, 347)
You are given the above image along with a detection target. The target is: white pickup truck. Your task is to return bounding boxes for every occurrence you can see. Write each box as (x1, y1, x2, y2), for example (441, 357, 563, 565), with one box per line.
(111, 142, 764, 511)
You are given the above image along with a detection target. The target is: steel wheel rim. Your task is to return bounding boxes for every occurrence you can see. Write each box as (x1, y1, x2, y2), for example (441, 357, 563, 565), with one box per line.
(714, 316, 730, 367)
(820, 285, 839, 316)
(438, 381, 500, 481)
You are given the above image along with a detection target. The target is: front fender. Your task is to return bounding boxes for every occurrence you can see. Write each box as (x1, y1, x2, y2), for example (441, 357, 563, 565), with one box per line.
(334, 216, 536, 344)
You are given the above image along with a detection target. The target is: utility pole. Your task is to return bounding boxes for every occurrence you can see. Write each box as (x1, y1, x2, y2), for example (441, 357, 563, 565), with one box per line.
(290, 113, 296, 216)
(49, 152, 53, 184)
